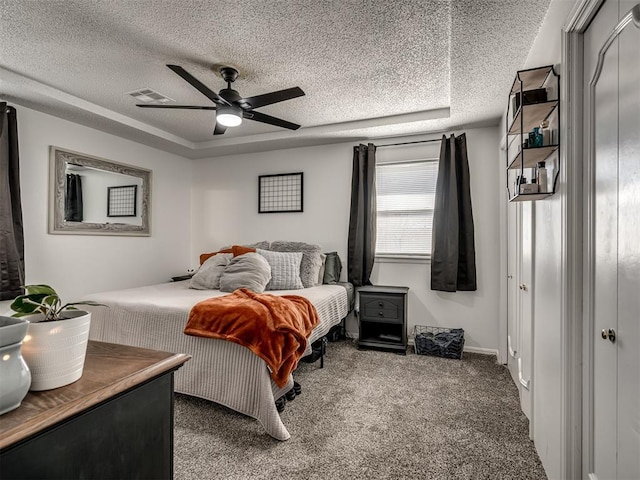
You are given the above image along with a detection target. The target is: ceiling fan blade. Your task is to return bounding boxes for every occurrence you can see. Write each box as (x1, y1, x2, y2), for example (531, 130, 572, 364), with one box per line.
(243, 110, 301, 130)
(166, 64, 231, 106)
(241, 87, 305, 109)
(213, 122, 227, 135)
(137, 104, 217, 110)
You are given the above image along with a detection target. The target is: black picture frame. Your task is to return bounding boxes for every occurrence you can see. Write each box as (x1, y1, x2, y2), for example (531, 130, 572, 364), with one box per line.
(258, 172, 304, 213)
(107, 185, 137, 217)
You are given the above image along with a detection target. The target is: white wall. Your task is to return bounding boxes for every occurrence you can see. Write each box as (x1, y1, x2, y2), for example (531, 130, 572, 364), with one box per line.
(192, 126, 502, 351)
(502, 0, 579, 477)
(9, 105, 192, 302)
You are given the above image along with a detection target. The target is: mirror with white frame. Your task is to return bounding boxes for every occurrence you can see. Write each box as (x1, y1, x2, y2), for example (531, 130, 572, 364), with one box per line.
(49, 147, 151, 236)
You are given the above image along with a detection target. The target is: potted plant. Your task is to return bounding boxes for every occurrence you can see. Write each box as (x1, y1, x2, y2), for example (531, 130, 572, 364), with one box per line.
(11, 284, 105, 391)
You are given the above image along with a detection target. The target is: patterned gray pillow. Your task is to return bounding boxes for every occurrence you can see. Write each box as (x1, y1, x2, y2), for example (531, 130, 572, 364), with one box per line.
(269, 241, 322, 288)
(219, 253, 272, 293)
(256, 249, 304, 290)
(190, 253, 233, 290)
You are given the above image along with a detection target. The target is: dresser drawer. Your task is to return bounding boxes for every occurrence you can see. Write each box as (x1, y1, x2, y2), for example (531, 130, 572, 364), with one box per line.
(361, 294, 404, 321)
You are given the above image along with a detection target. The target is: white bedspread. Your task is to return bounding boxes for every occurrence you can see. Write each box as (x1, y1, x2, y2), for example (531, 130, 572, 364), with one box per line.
(85, 281, 348, 440)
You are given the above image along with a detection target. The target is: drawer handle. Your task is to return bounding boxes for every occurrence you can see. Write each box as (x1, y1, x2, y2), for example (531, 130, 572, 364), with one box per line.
(378, 311, 384, 316)
(378, 301, 384, 307)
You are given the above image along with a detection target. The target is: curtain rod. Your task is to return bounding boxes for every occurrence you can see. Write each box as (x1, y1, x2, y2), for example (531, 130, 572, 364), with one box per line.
(376, 138, 444, 148)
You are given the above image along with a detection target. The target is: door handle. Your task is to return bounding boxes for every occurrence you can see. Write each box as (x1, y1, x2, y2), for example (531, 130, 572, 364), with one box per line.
(519, 284, 527, 291)
(600, 328, 616, 343)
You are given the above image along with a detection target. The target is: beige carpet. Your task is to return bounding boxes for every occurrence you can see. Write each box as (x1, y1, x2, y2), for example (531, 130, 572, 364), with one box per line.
(174, 339, 546, 479)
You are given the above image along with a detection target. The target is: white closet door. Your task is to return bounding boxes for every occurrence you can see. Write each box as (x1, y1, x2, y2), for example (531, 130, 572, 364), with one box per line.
(584, 1, 640, 478)
(519, 202, 534, 427)
(616, 2, 640, 476)
(507, 201, 520, 387)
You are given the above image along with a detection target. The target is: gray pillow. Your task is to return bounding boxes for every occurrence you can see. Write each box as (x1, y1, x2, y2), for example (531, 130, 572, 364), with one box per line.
(220, 240, 270, 250)
(269, 241, 322, 288)
(190, 253, 233, 290)
(323, 252, 342, 284)
(256, 249, 304, 290)
(317, 253, 327, 285)
(219, 253, 272, 293)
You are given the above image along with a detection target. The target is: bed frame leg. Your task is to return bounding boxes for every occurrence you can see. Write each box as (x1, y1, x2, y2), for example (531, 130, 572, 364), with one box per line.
(320, 336, 327, 368)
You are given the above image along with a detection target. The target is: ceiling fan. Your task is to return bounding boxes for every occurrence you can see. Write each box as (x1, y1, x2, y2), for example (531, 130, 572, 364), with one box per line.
(137, 64, 305, 135)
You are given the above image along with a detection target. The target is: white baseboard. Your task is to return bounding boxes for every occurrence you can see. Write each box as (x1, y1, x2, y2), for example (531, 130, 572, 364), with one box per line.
(463, 346, 499, 357)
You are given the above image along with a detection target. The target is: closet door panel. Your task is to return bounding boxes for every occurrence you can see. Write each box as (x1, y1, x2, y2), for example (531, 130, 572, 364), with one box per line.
(616, 9, 640, 478)
(590, 14, 619, 480)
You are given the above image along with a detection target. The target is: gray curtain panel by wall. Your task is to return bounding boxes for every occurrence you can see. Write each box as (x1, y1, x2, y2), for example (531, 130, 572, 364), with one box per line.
(65, 173, 83, 222)
(348, 143, 376, 287)
(431, 133, 477, 292)
(0, 103, 25, 301)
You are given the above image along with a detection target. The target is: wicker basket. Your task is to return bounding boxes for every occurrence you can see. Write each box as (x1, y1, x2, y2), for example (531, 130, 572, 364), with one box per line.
(413, 326, 465, 359)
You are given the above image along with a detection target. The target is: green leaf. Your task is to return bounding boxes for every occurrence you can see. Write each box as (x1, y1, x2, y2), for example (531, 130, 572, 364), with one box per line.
(10, 294, 48, 314)
(24, 285, 57, 296)
(61, 301, 108, 311)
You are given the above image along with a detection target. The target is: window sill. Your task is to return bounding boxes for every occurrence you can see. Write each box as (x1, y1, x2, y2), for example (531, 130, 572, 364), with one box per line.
(375, 254, 431, 264)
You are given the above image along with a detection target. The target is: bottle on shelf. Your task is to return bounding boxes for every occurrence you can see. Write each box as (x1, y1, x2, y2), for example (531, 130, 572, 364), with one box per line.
(540, 120, 551, 146)
(537, 162, 548, 192)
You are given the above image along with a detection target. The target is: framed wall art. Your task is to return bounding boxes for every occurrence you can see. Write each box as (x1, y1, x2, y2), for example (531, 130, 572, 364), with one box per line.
(258, 172, 303, 213)
(107, 185, 137, 217)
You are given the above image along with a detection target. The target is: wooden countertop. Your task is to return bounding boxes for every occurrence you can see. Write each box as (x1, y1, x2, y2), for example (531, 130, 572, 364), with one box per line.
(0, 341, 190, 449)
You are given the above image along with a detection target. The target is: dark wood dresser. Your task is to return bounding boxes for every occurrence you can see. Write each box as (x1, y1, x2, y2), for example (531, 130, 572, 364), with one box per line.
(0, 341, 190, 480)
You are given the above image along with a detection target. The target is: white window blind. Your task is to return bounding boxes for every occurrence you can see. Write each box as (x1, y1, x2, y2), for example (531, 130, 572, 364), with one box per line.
(375, 160, 438, 256)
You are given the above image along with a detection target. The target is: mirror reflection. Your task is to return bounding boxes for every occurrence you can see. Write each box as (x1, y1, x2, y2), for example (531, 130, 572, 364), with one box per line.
(64, 164, 143, 226)
(49, 147, 151, 236)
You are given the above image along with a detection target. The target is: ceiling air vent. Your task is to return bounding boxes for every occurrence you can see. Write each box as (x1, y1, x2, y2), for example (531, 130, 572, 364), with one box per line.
(127, 88, 174, 104)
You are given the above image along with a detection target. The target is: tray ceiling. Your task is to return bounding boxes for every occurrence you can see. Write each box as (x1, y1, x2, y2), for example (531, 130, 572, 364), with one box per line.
(0, 0, 551, 158)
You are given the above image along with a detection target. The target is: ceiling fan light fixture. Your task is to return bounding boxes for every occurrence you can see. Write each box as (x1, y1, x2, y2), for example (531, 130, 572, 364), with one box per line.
(217, 105, 243, 127)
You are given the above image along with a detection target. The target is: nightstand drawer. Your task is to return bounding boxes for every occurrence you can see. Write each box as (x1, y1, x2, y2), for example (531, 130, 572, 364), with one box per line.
(361, 294, 404, 321)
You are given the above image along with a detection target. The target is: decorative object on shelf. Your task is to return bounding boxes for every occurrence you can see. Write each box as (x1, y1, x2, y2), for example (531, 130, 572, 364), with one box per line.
(10, 284, 106, 391)
(258, 172, 303, 213)
(506, 65, 560, 202)
(0, 316, 31, 415)
(107, 184, 137, 217)
(514, 87, 548, 110)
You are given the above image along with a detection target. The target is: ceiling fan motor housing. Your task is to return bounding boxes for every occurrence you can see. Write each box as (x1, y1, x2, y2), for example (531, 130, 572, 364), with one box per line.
(220, 67, 239, 84)
(219, 88, 241, 103)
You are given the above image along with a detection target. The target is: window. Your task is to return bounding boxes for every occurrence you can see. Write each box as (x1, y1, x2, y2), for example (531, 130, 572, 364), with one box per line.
(375, 159, 438, 258)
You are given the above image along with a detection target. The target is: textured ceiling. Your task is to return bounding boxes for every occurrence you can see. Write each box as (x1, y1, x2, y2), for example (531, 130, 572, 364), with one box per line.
(0, 0, 551, 158)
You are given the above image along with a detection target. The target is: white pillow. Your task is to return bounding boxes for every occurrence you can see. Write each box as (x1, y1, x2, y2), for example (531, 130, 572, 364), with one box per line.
(256, 249, 304, 290)
(189, 253, 233, 290)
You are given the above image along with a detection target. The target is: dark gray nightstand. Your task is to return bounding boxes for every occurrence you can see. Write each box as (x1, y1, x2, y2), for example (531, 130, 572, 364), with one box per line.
(357, 285, 409, 354)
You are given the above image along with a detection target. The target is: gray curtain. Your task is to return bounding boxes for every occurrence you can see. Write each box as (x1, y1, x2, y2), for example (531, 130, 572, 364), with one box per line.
(65, 173, 83, 222)
(0, 102, 25, 301)
(431, 133, 477, 292)
(348, 143, 376, 287)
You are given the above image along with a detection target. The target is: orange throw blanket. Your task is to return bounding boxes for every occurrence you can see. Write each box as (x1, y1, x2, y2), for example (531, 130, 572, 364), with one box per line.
(184, 288, 320, 387)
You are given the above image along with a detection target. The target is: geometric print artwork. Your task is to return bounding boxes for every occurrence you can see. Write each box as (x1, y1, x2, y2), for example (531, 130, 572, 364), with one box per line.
(107, 184, 138, 217)
(258, 172, 303, 213)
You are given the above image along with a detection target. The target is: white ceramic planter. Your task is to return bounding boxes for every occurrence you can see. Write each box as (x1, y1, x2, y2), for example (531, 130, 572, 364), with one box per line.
(21, 311, 91, 391)
(0, 316, 31, 414)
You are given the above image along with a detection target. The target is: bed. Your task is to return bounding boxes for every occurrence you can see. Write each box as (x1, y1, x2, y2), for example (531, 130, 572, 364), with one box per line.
(86, 280, 351, 440)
